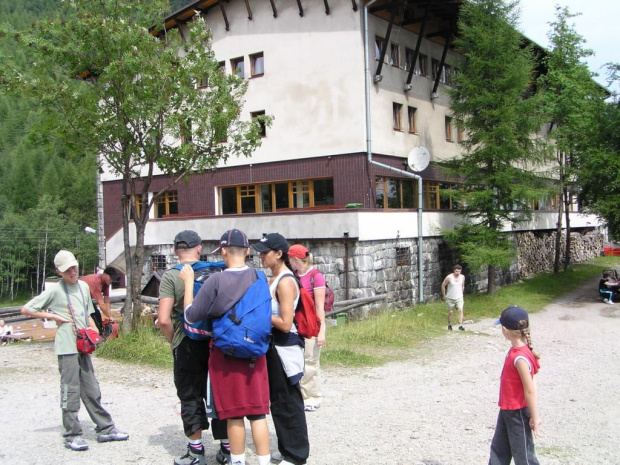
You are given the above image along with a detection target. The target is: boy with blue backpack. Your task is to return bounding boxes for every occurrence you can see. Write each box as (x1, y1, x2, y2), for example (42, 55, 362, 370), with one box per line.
(180, 228, 272, 465)
(157, 230, 229, 465)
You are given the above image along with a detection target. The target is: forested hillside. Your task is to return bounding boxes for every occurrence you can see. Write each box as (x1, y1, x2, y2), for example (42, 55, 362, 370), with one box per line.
(0, 0, 98, 301)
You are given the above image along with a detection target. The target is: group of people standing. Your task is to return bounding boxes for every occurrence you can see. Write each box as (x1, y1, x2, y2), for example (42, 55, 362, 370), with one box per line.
(17, 238, 544, 465)
(158, 229, 328, 465)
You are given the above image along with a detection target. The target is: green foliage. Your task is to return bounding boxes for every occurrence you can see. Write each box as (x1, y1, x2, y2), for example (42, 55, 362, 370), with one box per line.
(443, 224, 515, 273)
(577, 64, 620, 241)
(96, 323, 173, 369)
(0, 0, 270, 323)
(444, 0, 546, 291)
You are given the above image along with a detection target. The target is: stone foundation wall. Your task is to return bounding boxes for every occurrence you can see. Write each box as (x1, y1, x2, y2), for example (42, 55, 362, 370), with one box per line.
(141, 228, 604, 319)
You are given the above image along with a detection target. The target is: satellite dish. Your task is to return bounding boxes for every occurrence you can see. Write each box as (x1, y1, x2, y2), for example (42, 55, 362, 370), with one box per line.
(407, 146, 430, 172)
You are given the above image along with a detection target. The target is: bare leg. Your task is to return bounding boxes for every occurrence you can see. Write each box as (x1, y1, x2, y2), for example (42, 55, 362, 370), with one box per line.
(250, 418, 270, 456)
(227, 418, 246, 455)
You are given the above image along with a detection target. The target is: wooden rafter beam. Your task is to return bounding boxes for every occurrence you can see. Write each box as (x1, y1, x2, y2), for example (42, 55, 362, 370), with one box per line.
(244, 0, 252, 20)
(219, 1, 230, 31)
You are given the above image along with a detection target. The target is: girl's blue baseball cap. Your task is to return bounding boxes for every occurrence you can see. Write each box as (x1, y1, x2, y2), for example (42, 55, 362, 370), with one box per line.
(494, 306, 529, 330)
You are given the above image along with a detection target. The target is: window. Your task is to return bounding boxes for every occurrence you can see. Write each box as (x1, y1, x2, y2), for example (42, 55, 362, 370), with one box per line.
(457, 125, 465, 144)
(251, 110, 266, 137)
(404, 48, 415, 72)
(220, 179, 334, 215)
(154, 191, 178, 218)
(393, 103, 403, 131)
(445, 116, 453, 142)
(390, 43, 400, 67)
(250, 52, 264, 77)
(431, 58, 440, 80)
(396, 247, 411, 266)
(151, 254, 167, 271)
(197, 76, 209, 88)
(128, 194, 145, 219)
(444, 64, 452, 85)
(231, 57, 244, 77)
(439, 183, 463, 210)
(418, 54, 428, 76)
(376, 177, 445, 210)
(375, 37, 384, 61)
(408, 106, 417, 134)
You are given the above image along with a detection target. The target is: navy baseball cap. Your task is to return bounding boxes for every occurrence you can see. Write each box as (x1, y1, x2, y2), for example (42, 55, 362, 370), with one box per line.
(211, 229, 249, 254)
(495, 306, 529, 330)
(251, 233, 290, 254)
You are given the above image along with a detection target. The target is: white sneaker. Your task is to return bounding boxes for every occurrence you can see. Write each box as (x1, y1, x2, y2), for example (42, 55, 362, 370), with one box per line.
(603, 298, 609, 303)
(610, 300, 615, 305)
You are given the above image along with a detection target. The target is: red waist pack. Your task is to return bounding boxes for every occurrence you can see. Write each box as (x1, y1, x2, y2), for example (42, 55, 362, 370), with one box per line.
(76, 329, 103, 354)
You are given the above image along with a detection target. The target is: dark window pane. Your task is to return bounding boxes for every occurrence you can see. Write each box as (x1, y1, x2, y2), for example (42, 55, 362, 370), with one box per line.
(313, 179, 334, 206)
(241, 196, 256, 214)
(387, 178, 399, 208)
(402, 179, 414, 208)
(221, 187, 237, 215)
(275, 183, 289, 210)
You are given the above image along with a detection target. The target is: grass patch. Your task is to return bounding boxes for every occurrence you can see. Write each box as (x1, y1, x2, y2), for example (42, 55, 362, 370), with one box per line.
(322, 256, 620, 367)
(95, 323, 172, 369)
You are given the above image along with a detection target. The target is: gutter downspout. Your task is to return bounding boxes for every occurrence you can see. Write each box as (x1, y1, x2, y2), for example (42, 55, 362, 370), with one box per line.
(364, 1, 424, 303)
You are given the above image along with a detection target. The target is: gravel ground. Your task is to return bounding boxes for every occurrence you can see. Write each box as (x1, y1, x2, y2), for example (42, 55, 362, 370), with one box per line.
(1, 275, 619, 465)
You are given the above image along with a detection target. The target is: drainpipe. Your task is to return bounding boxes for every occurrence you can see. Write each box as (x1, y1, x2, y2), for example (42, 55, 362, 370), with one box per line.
(364, 1, 425, 303)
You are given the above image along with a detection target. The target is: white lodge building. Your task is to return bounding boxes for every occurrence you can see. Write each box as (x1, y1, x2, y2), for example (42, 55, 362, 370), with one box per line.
(101, 0, 603, 312)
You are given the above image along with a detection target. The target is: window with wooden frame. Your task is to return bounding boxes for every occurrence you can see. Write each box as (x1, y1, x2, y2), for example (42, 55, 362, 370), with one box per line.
(390, 43, 400, 67)
(250, 52, 264, 77)
(404, 47, 415, 72)
(154, 191, 178, 218)
(151, 254, 167, 271)
(456, 125, 465, 144)
(219, 179, 334, 215)
(376, 177, 443, 210)
(439, 183, 463, 210)
(445, 116, 453, 142)
(231, 57, 244, 77)
(396, 246, 411, 266)
(128, 194, 144, 219)
(197, 76, 209, 88)
(393, 103, 403, 131)
(418, 54, 428, 76)
(408, 106, 417, 134)
(251, 110, 266, 137)
(375, 37, 384, 61)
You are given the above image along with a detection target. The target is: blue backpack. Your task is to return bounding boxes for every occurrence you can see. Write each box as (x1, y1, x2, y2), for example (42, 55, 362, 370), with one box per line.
(211, 270, 272, 366)
(173, 261, 226, 340)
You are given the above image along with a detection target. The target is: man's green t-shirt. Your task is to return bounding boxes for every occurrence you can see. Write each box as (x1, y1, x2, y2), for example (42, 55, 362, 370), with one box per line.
(158, 261, 197, 349)
(24, 280, 94, 355)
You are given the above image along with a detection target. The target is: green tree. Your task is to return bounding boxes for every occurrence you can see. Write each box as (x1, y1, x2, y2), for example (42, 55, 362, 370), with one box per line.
(444, 0, 545, 293)
(1, 0, 268, 328)
(538, 6, 607, 272)
(577, 63, 620, 241)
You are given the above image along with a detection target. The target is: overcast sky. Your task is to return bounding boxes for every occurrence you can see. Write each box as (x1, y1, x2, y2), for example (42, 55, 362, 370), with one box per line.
(517, 0, 619, 92)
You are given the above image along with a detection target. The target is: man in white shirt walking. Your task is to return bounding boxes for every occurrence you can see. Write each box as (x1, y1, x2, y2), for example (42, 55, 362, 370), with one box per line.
(441, 264, 466, 331)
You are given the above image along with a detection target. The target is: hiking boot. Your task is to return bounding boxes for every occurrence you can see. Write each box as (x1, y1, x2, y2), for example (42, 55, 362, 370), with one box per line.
(96, 428, 129, 442)
(216, 443, 231, 464)
(447, 325, 453, 331)
(174, 446, 206, 465)
(458, 325, 465, 331)
(65, 436, 89, 451)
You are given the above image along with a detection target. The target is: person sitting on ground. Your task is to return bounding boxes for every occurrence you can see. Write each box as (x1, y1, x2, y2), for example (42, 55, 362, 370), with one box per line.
(599, 272, 616, 305)
(0, 319, 13, 345)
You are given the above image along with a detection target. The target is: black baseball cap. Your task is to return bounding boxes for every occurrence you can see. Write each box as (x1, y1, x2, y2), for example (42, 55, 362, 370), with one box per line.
(174, 230, 202, 249)
(211, 229, 250, 254)
(494, 306, 529, 330)
(251, 233, 290, 254)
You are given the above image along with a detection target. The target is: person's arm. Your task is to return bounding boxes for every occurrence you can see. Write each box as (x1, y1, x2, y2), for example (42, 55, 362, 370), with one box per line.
(96, 297, 113, 320)
(461, 275, 465, 293)
(441, 276, 449, 299)
(179, 264, 195, 310)
(157, 297, 175, 345)
(272, 276, 297, 333)
(516, 359, 541, 438)
(21, 307, 70, 325)
(313, 287, 327, 345)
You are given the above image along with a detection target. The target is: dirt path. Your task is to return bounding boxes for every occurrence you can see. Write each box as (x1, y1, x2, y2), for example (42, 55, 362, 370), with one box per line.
(1, 276, 618, 465)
